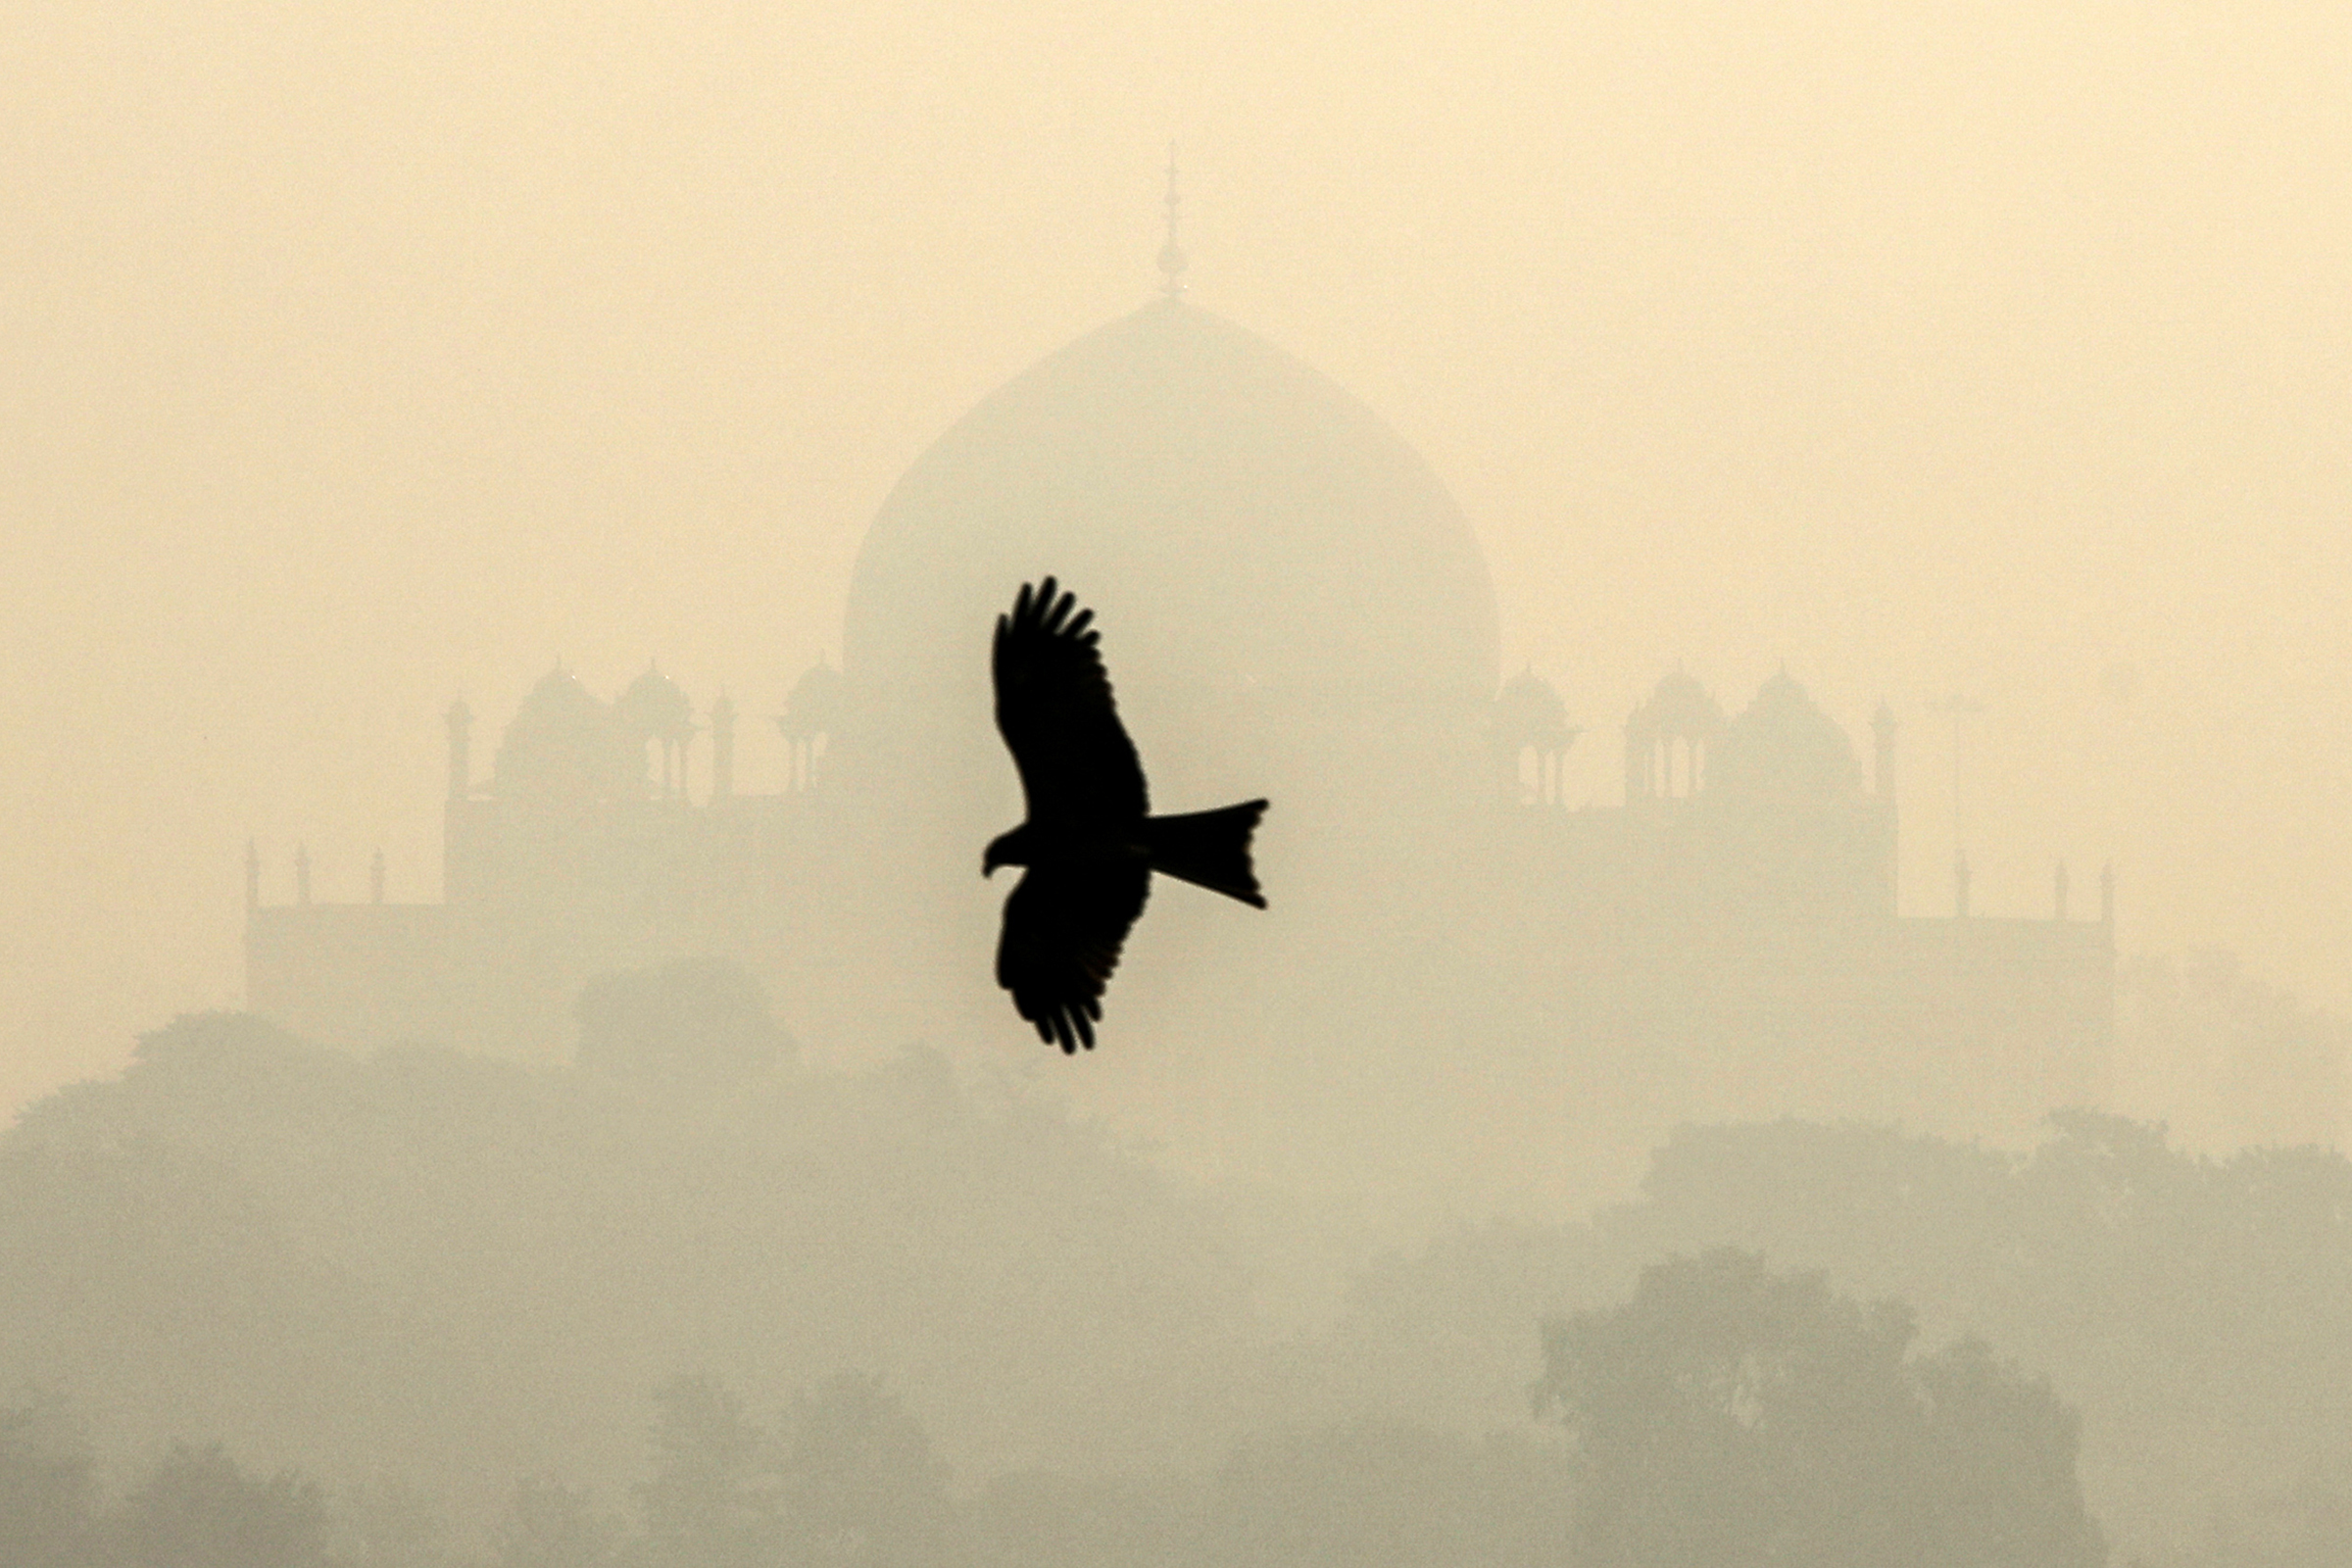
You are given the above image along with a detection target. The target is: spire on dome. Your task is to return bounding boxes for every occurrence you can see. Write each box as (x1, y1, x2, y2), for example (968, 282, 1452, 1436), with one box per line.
(1156, 143, 1188, 299)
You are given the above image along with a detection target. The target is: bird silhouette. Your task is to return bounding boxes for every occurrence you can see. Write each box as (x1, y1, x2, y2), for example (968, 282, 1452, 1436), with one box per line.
(984, 577, 1267, 1052)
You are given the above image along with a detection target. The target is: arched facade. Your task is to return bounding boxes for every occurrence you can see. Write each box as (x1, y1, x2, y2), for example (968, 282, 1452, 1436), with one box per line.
(1490, 668, 1579, 806)
(1625, 669, 1724, 803)
(245, 293, 2116, 1176)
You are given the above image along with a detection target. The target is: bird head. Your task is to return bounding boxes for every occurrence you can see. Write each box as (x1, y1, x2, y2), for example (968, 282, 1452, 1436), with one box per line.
(981, 827, 1026, 879)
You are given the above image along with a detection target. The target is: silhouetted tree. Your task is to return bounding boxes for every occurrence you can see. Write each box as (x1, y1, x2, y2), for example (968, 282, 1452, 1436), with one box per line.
(2119, 950, 2351, 1152)
(1908, 1335, 2108, 1567)
(109, 1442, 330, 1568)
(332, 1477, 462, 1568)
(2188, 1474, 2352, 1568)
(962, 1469, 1200, 1568)
(0, 1388, 98, 1568)
(1208, 1421, 1569, 1568)
(620, 1371, 953, 1568)
(775, 1372, 953, 1568)
(495, 1478, 620, 1568)
(3, 1014, 1264, 1516)
(630, 1375, 774, 1568)
(128, 1008, 318, 1075)
(1592, 1112, 2352, 1558)
(1535, 1250, 2101, 1568)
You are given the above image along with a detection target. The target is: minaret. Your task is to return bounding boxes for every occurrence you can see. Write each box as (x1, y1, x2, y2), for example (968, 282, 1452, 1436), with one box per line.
(1871, 702, 1897, 801)
(1156, 143, 1188, 300)
(2100, 861, 2116, 930)
(710, 692, 737, 803)
(1870, 702, 1899, 914)
(445, 700, 472, 803)
(443, 699, 475, 905)
(245, 838, 261, 915)
(1927, 693, 1985, 923)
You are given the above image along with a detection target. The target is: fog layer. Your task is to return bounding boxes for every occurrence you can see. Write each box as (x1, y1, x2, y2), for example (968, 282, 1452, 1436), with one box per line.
(7, 0, 2351, 1117)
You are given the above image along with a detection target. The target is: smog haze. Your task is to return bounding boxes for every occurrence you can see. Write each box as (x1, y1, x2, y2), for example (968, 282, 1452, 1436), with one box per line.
(4, 5, 2351, 1566)
(7, 0, 2346, 1112)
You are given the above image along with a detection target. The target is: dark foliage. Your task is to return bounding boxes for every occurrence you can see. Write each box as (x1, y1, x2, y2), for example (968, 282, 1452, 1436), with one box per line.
(493, 1478, 620, 1568)
(109, 1442, 330, 1568)
(774, 1371, 955, 1568)
(621, 1371, 951, 1568)
(1535, 1250, 2103, 1568)
(629, 1374, 771, 1568)
(1, 1015, 1255, 1519)
(1206, 1421, 1570, 1568)
(0, 1389, 98, 1568)
(2180, 1475, 2352, 1568)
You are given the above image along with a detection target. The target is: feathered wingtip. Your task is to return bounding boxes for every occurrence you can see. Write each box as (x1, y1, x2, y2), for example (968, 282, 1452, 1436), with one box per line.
(1025, 994, 1102, 1054)
(1002, 577, 1094, 640)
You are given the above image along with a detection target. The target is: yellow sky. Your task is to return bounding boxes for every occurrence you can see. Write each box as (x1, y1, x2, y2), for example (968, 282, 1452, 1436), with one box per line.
(4, 0, 2347, 1117)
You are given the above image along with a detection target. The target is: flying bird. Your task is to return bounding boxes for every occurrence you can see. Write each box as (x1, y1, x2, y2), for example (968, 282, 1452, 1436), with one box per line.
(984, 577, 1267, 1053)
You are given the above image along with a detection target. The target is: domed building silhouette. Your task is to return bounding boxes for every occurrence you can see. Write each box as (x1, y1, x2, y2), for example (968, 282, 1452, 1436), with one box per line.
(1490, 668, 1579, 806)
(246, 271, 2115, 1199)
(613, 662, 696, 799)
(1711, 667, 1865, 807)
(843, 296, 1497, 828)
(493, 666, 641, 807)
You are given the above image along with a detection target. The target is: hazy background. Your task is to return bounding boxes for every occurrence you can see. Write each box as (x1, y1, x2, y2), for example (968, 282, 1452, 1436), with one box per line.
(4, 0, 2348, 1119)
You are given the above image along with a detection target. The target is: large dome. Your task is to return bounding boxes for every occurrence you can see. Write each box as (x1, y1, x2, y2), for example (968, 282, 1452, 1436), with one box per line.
(839, 297, 1500, 830)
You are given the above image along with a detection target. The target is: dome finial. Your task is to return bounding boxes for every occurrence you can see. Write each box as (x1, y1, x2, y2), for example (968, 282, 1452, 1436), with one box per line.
(1156, 142, 1188, 300)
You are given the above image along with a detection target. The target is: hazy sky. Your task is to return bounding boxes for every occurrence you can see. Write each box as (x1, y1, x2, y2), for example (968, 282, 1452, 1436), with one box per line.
(5, 0, 2347, 1117)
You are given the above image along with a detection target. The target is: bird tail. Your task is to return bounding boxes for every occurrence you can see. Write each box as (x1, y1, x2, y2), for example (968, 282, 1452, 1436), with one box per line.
(1144, 800, 1269, 908)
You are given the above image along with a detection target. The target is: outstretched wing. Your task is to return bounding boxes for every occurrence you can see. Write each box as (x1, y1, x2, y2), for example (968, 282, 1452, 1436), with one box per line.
(993, 577, 1148, 822)
(997, 860, 1152, 1053)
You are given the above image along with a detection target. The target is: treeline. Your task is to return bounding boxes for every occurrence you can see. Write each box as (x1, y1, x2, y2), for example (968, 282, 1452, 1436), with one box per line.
(0, 1004, 1263, 1518)
(3, 1394, 332, 1568)
(9, 988, 2352, 1564)
(1612, 1110, 2352, 1554)
(1306, 1112, 2352, 1564)
(5, 1245, 2103, 1568)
